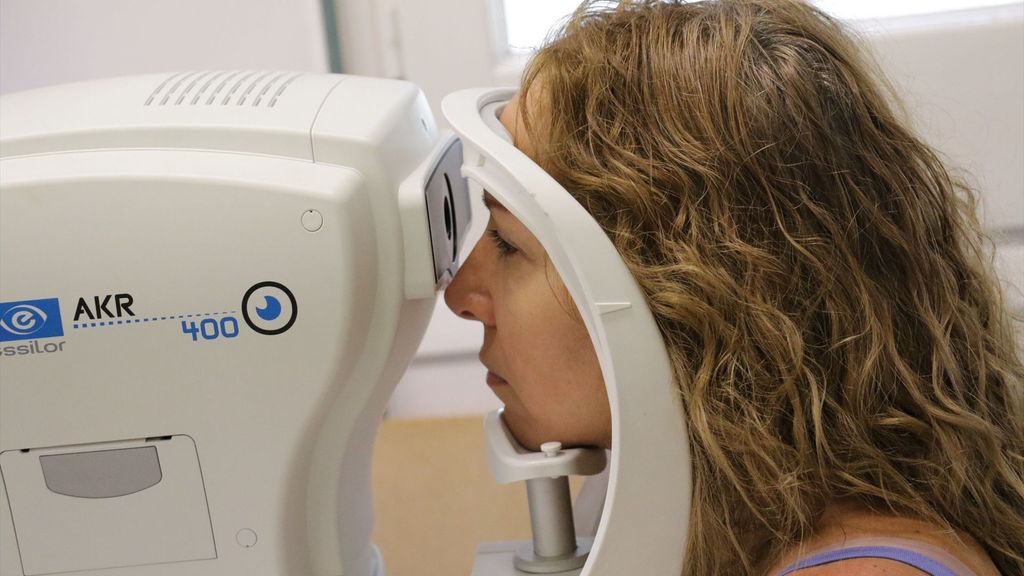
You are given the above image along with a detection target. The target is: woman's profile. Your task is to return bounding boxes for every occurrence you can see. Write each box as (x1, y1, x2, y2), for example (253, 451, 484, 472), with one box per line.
(444, 1, 1024, 574)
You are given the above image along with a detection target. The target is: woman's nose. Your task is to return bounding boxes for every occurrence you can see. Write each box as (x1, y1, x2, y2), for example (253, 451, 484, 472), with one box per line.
(444, 241, 495, 325)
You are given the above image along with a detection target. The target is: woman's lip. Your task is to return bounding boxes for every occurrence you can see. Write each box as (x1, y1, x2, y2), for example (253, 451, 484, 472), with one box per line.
(486, 371, 508, 387)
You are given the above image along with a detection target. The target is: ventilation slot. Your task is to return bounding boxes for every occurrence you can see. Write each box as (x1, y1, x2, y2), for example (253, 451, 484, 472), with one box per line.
(144, 71, 302, 108)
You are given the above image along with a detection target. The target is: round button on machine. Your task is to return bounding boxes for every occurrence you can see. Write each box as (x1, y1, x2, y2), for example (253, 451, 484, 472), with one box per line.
(301, 209, 323, 232)
(236, 528, 258, 548)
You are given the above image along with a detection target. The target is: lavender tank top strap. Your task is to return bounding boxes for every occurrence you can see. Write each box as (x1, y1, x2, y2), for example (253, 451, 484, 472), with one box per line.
(777, 545, 964, 576)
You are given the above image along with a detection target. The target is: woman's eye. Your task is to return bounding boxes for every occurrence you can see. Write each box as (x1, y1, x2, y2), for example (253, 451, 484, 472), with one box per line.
(485, 228, 518, 257)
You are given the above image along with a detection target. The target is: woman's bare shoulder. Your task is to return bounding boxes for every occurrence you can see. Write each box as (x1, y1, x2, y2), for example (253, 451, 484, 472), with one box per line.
(766, 502, 1001, 576)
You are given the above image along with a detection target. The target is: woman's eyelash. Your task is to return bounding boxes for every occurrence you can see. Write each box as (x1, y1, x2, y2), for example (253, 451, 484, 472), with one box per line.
(485, 229, 518, 257)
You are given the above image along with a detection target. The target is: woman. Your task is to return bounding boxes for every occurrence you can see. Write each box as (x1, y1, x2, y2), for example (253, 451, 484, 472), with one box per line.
(444, 1, 1024, 574)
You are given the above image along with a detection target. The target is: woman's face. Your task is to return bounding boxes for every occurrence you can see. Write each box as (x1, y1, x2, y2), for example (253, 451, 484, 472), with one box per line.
(443, 92, 611, 450)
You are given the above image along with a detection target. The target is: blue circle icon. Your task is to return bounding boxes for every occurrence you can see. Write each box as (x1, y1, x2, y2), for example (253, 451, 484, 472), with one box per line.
(255, 296, 282, 321)
(242, 282, 297, 335)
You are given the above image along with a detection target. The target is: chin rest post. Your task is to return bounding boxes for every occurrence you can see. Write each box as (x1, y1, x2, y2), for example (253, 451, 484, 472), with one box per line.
(483, 410, 607, 574)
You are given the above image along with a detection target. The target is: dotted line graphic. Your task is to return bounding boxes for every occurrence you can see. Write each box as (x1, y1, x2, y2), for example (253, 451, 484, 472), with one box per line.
(72, 310, 238, 330)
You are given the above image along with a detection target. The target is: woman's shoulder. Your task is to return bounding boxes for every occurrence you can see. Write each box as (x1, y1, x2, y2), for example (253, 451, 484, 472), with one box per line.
(767, 502, 1001, 576)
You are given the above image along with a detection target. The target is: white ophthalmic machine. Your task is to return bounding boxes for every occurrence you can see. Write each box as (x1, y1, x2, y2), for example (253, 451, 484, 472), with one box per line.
(0, 72, 691, 576)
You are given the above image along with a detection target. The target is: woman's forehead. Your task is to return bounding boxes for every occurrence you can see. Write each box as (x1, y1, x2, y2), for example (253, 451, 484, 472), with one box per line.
(498, 92, 522, 146)
(498, 89, 545, 162)
(482, 191, 508, 213)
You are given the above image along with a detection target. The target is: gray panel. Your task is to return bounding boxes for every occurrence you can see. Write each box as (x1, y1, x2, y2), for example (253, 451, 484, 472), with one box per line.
(4, 436, 216, 574)
(424, 138, 471, 283)
(40, 446, 162, 498)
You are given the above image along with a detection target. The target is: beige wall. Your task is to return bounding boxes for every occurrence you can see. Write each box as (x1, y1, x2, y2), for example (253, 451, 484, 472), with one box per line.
(371, 417, 532, 576)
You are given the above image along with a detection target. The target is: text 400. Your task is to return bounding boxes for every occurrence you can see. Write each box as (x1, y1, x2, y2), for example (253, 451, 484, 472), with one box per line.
(181, 317, 239, 341)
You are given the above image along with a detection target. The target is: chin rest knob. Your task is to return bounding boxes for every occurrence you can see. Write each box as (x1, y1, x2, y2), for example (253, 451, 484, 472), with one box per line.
(483, 410, 607, 483)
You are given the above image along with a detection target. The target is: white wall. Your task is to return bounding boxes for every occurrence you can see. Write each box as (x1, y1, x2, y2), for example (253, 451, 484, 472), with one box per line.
(867, 9, 1023, 236)
(0, 0, 330, 94)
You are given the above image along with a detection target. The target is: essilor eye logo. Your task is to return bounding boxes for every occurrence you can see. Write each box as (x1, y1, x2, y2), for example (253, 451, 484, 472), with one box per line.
(0, 298, 65, 342)
(255, 295, 282, 321)
(241, 282, 297, 335)
(1, 305, 47, 335)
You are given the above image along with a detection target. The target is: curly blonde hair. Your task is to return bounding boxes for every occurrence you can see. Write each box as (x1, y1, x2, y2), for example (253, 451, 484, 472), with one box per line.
(519, 1, 1024, 574)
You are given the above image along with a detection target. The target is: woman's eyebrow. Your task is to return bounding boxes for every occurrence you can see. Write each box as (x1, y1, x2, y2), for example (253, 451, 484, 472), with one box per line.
(482, 191, 508, 212)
